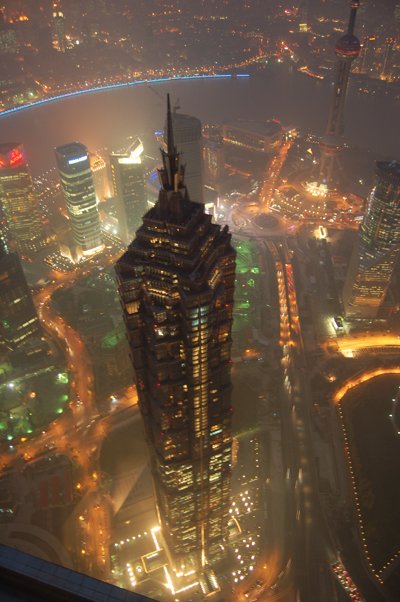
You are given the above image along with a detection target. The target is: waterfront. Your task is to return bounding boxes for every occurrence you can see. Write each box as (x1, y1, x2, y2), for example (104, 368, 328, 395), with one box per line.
(1, 64, 399, 176)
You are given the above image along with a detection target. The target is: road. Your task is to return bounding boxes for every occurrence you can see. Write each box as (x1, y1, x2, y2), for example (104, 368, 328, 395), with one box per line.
(0, 266, 137, 579)
(259, 141, 293, 211)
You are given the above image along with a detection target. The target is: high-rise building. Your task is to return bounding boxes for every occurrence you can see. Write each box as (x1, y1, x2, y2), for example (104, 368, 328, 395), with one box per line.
(343, 161, 400, 318)
(89, 153, 109, 203)
(0, 143, 46, 255)
(55, 143, 103, 257)
(52, 9, 66, 52)
(360, 35, 377, 74)
(298, 1, 308, 32)
(382, 38, 396, 80)
(0, 239, 42, 350)
(317, 1, 360, 186)
(204, 128, 226, 194)
(165, 109, 205, 204)
(110, 139, 147, 246)
(116, 97, 236, 577)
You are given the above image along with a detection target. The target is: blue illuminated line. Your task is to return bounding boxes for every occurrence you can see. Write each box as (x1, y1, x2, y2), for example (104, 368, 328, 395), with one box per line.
(0, 73, 249, 117)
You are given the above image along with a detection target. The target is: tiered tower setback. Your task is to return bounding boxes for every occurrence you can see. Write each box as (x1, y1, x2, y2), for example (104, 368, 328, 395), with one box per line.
(116, 97, 236, 574)
(317, 1, 360, 186)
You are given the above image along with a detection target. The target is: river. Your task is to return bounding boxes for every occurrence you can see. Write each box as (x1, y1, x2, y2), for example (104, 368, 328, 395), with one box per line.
(0, 64, 399, 176)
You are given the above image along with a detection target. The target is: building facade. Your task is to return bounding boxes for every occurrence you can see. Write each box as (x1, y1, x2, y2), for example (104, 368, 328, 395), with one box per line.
(0, 240, 42, 350)
(204, 128, 226, 194)
(165, 110, 205, 204)
(222, 120, 282, 155)
(0, 143, 46, 255)
(343, 161, 400, 318)
(52, 10, 66, 51)
(55, 143, 103, 257)
(110, 139, 147, 246)
(116, 98, 236, 575)
(89, 153, 109, 204)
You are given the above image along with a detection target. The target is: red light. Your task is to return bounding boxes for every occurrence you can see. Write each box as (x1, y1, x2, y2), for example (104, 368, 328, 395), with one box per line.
(0, 157, 5, 168)
(8, 149, 24, 167)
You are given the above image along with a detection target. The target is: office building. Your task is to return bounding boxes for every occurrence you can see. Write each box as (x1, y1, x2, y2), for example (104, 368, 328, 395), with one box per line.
(165, 109, 205, 204)
(55, 143, 103, 257)
(343, 161, 400, 318)
(317, 1, 360, 186)
(204, 128, 226, 193)
(298, 1, 308, 31)
(222, 120, 282, 155)
(116, 97, 236, 576)
(0, 238, 42, 350)
(110, 139, 147, 246)
(382, 38, 396, 80)
(360, 36, 377, 74)
(0, 143, 46, 255)
(52, 10, 66, 52)
(89, 153, 109, 203)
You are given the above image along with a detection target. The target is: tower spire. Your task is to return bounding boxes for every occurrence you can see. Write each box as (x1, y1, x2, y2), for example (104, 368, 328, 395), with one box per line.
(166, 93, 175, 156)
(316, 0, 360, 187)
(347, 1, 360, 36)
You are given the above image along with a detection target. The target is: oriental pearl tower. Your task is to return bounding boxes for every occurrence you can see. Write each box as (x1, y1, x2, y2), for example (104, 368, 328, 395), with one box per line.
(317, 1, 360, 187)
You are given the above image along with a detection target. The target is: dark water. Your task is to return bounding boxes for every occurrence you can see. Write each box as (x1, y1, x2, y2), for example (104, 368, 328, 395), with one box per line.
(0, 64, 399, 177)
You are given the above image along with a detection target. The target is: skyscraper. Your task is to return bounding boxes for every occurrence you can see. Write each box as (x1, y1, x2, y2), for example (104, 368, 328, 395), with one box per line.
(165, 109, 205, 204)
(317, 1, 360, 186)
(343, 161, 400, 318)
(52, 9, 66, 52)
(116, 97, 236, 577)
(0, 238, 42, 350)
(204, 128, 226, 194)
(55, 143, 103, 257)
(89, 153, 109, 203)
(382, 38, 396, 80)
(110, 139, 147, 246)
(0, 143, 46, 255)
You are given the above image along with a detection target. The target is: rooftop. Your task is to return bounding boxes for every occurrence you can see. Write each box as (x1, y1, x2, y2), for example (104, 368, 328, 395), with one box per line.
(55, 142, 88, 159)
(0, 543, 154, 602)
(224, 119, 282, 138)
(377, 161, 400, 179)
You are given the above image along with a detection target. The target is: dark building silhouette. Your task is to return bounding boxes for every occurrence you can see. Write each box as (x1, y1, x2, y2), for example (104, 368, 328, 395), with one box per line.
(0, 238, 42, 350)
(116, 97, 236, 576)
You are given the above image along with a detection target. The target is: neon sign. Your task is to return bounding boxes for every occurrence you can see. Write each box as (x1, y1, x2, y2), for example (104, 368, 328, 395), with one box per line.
(68, 156, 87, 165)
(8, 149, 25, 166)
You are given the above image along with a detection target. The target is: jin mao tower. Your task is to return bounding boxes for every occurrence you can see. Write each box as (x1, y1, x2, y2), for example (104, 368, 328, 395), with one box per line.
(317, 1, 360, 186)
(116, 97, 236, 577)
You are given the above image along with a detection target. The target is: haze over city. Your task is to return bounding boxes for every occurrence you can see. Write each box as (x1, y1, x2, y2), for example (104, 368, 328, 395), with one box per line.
(1, 2, 400, 602)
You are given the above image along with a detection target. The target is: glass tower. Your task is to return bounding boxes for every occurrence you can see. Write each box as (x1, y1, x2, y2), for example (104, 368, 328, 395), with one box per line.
(165, 110, 205, 205)
(55, 143, 103, 257)
(343, 161, 400, 318)
(110, 139, 147, 246)
(0, 143, 46, 255)
(0, 239, 42, 350)
(116, 97, 236, 575)
(361, 162, 400, 252)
